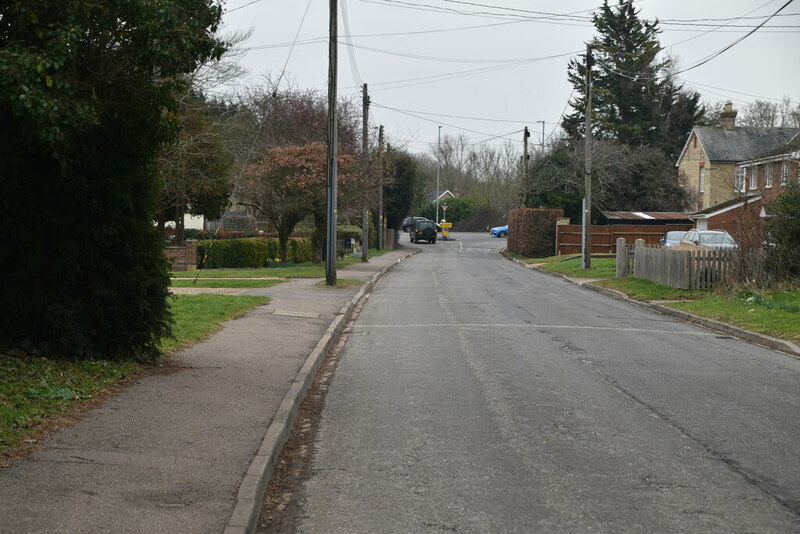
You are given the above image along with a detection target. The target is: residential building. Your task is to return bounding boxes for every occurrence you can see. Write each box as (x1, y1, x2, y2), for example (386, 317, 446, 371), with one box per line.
(675, 103, 798, 211)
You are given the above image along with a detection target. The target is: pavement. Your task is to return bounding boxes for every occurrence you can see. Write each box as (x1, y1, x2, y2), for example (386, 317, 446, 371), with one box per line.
(0, 247, 416, 534)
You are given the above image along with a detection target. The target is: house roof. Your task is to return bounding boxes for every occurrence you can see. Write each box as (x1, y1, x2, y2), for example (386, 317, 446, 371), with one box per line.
(425, 190, 455, 203)
(746, 131, 800, 162)
(691, 192, 761, 218)
(691, 126, 799, 163)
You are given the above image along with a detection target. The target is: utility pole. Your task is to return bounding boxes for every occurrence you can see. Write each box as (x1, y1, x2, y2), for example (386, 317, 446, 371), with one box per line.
(536, 120, 545, 154)
(521, 126, 530, 206)
(582, 43, 593, 270)
(361, 83, 369, 262)
(377, 124, 384, 250)
(325, 0, 338, 286)
(436, 125, 442, 223)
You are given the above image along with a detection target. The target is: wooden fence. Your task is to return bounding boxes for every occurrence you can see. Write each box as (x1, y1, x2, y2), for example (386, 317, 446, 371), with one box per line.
(623, 244, 733, 289)
(556, 224, 692, 256)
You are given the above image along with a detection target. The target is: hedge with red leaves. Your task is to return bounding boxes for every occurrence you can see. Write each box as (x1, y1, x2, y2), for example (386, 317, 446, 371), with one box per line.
(507, 208, 564, 258)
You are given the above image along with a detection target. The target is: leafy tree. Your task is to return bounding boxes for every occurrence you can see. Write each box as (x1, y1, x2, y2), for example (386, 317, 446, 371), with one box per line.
(524, 139, 690, 222)
(0, 1, 225, 359)
(383, 148, 418, 230)
(562, 0, 705, 158)
(238, 143, 356, 261)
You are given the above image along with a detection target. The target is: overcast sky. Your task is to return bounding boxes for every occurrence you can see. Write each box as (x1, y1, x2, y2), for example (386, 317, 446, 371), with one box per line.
(220, 0, 800, 157)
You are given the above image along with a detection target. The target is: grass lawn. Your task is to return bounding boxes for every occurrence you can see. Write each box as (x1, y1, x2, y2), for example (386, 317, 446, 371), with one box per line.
(596, 278, 706, 301)
(536, 256, 617, 278)
(0, 294, 267, 460)
(170, 278, 285, 289)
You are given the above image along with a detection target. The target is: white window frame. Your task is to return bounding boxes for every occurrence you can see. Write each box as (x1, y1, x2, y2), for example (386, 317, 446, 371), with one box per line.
(749, 166, 758, 190)
(734, 166, 746, 192)
(765, 165, 773, 188)
(699, 166, 705, 193)
(781, 161, 789, 186)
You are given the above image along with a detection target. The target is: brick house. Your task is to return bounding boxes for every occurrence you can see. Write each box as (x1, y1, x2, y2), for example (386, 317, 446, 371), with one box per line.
(690, 133, 800, 240)
(675, 103, 799, 212)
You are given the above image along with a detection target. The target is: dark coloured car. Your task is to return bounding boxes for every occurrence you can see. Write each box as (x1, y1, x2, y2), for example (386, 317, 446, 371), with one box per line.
(402, 216, 429, 232)
(410, 219, 437, 244)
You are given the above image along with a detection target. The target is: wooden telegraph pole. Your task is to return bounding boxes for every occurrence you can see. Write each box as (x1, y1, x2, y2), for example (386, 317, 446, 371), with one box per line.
(582, 43, 593, 270)
(325, 0, 338, 285)
(361, 83, 369, 262)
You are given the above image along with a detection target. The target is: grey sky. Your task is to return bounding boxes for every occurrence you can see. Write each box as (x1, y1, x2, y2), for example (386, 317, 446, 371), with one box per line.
(221, 0, 800, 156)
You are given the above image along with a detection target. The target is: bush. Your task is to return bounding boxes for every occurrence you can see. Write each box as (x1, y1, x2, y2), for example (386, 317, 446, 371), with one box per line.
(507, 208, 564, 258)
(197, 237, 313, 268)
(765, 181, 800, 282)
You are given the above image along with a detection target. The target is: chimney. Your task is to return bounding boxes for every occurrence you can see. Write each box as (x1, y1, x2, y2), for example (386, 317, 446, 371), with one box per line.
(719, 102, 737, 130)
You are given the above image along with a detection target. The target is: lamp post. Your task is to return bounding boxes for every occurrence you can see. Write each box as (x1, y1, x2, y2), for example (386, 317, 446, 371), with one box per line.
(436, 125, 442, 223)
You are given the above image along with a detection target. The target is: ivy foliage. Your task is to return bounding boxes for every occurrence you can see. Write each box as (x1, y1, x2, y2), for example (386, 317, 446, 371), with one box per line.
(0, 1, 226, 359)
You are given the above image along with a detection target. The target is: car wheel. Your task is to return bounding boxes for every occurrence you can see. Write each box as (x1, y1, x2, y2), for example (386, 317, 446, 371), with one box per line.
(498, 231, 507, 238)
(431, 238, 436, 244)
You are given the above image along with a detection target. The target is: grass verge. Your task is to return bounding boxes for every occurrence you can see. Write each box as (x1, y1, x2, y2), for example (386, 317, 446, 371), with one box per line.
(0, 294, 267, 460)
(666, 292, 800, 343)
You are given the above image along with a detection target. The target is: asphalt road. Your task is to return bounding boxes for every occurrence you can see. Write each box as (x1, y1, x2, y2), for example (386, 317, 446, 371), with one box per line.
(289, 232, 800, 533)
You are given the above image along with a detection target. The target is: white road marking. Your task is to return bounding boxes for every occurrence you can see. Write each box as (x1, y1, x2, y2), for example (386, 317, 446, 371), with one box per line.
(352, 323, 720, 336)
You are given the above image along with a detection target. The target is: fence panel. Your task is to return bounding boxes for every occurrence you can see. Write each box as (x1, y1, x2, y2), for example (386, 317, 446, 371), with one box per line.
(632, 247, 731, 289)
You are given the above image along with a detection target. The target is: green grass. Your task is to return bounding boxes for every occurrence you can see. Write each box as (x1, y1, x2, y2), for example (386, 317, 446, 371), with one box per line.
(666, 291, 800, 342)
(170, 278, 285, 289)
(537, 256, 617, 278)
(0, 294, 267, 459)
(596, 278, 705, 301)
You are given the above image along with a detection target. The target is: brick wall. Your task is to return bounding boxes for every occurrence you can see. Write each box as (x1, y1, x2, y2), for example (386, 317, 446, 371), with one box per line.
(166, 241, 198, 272)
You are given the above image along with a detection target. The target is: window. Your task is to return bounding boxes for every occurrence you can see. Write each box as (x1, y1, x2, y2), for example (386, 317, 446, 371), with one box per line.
(781, 161, 789, 186)
(734, 167, 745, 192)
(749, 166, 758, 190)
(765, 165, 773, 188)
(699, 166, 705, 193)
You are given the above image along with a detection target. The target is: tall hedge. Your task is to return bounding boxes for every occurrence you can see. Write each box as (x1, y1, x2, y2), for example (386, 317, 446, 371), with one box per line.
(197, 237, 313, 268)
(507, 208, 564, 258)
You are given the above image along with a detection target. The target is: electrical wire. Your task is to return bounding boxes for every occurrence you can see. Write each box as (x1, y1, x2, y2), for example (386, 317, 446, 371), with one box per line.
(371, 102, 555, 125)
(341, 0, 363, 88)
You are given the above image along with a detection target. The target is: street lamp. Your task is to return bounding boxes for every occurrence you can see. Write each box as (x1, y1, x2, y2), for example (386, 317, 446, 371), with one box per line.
(436, 125, 442, 223)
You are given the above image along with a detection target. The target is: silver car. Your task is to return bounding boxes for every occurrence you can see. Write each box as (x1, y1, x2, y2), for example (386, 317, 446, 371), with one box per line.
(680, 229, 737, 250)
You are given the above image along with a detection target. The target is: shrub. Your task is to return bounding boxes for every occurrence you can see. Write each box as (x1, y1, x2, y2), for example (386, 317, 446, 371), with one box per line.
(197, 237, 313, 268)
(507, 208, 564, 258)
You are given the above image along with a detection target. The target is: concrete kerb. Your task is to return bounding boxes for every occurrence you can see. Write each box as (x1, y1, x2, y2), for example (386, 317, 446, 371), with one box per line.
(501, 248, 800, 359)
(223, 249, 418, 534)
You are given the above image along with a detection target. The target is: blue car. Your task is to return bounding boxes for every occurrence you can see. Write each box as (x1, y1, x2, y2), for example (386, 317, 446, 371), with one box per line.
(490, 225, 508, 238)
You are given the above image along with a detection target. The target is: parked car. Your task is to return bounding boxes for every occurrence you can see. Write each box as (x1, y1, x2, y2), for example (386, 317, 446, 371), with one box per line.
(410, 219, 437, 244)
(679, 229, 737, 250)
(490, 225, 508, 238)
(402, 216, 429, 232)
(660, 230, 687, 248)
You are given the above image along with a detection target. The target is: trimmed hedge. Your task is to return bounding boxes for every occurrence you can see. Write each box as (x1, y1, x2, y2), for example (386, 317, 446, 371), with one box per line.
(197, 237, 314, 268)
(507, 208, 564, 258)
